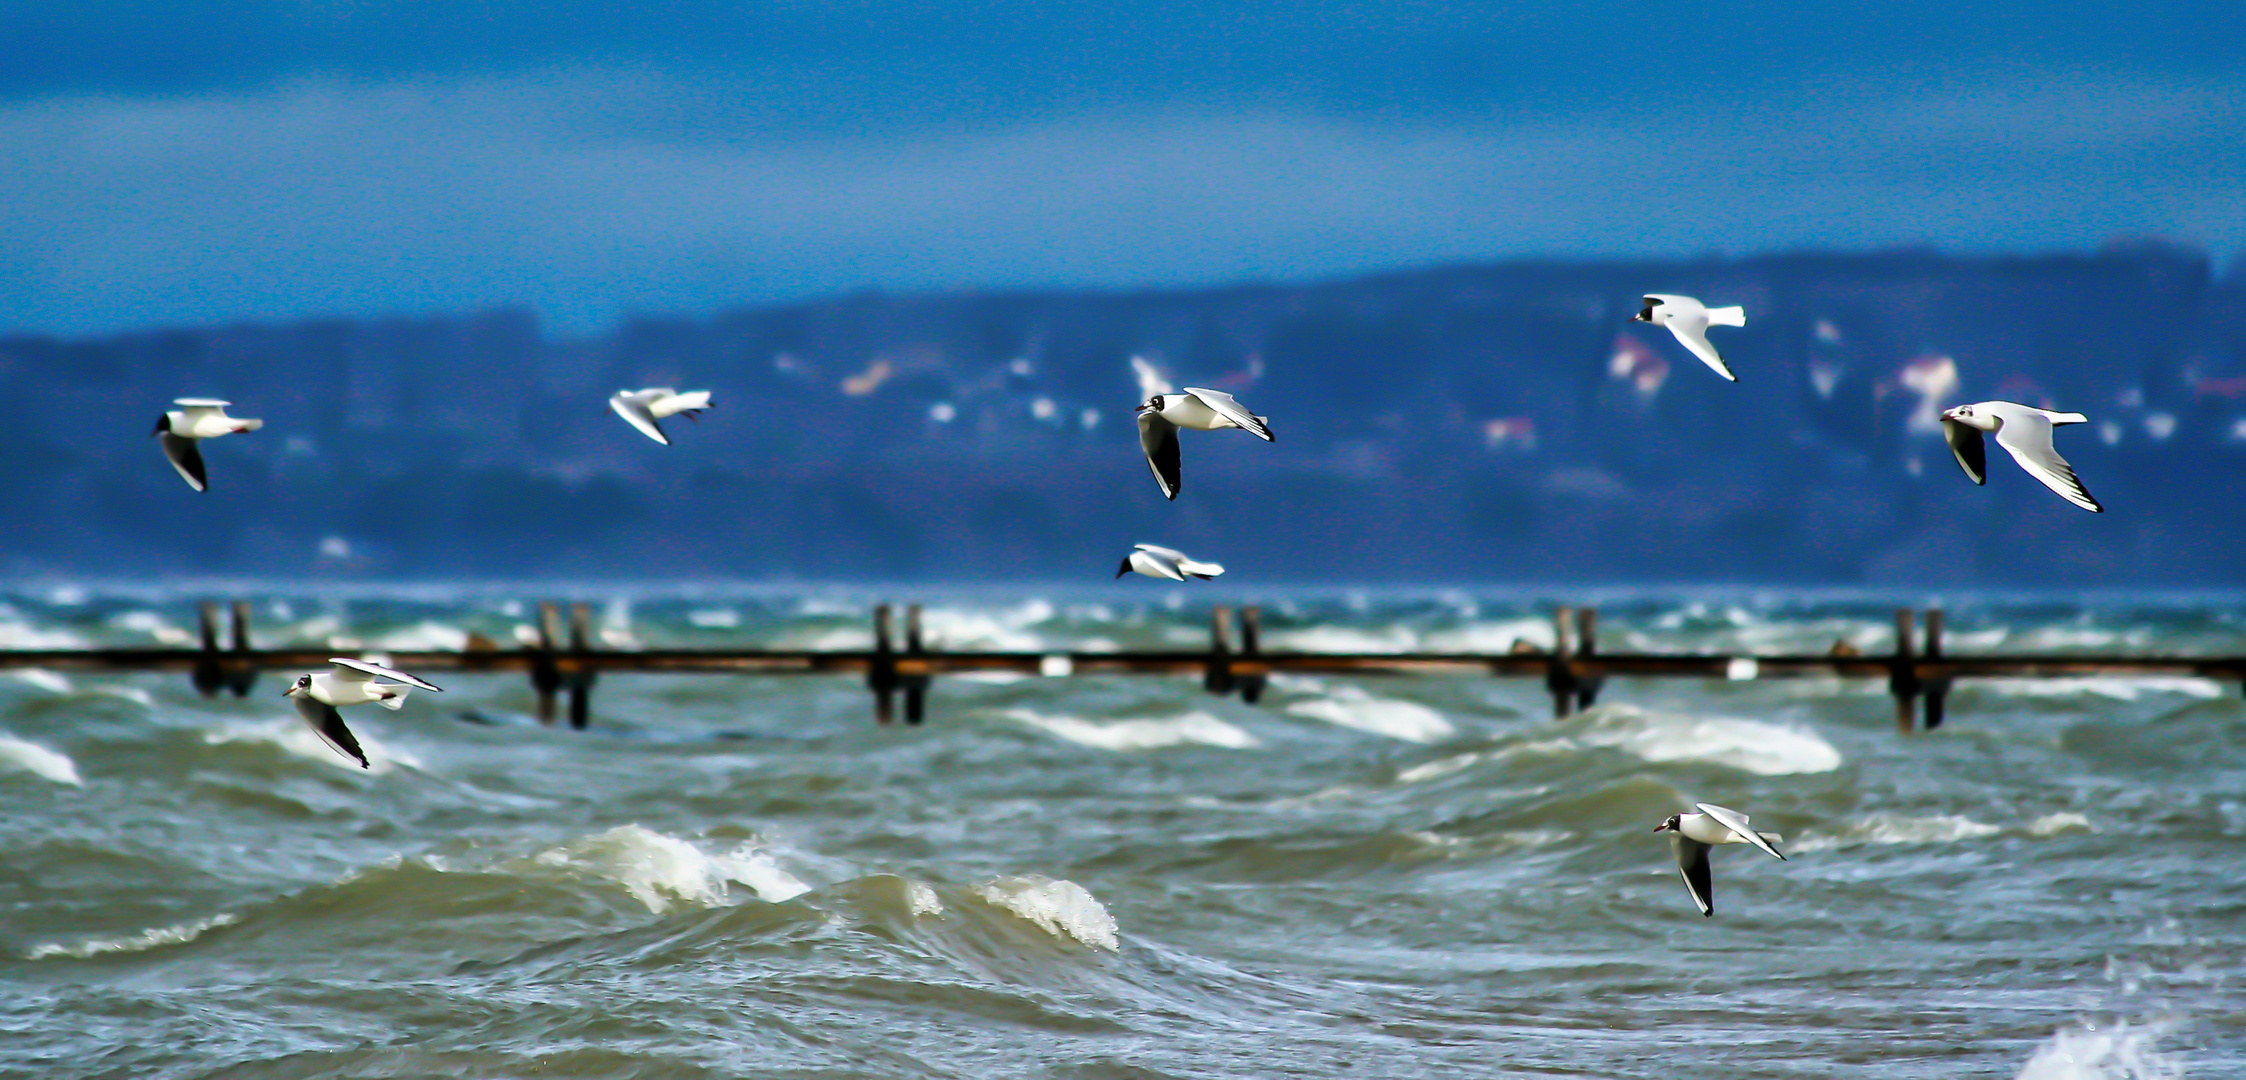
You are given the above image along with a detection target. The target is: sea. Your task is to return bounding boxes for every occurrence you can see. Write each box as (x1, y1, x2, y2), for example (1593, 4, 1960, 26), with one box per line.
(0, 584, 2239, 1079)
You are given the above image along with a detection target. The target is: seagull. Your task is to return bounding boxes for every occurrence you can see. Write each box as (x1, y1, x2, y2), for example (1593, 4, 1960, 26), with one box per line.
(1940, 401, 2102, 512)
(1136, 387, 1274, 500)
(282, 659, 444, 769)
(150, 399, 263, 491)
(609, 388, 714, 445)
(1653, 803, 1786, 917)
(1632, 294, 1746, 382)
(1115, 543, 1226, 581)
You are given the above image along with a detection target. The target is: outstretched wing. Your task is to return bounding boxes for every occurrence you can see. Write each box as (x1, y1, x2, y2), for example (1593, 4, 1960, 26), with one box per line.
(1664, 320, 1738, 382)
(609, 393, 670, 445)
(158, 433, 208, 492)
(1993, 414, 2103, 513)
(1133, 543, 1189, 561)
(1671, 835, 1714, 917)
(295, 696, 369, 769)
(1137, 408, 1182, 500)
(1697, 803, 1786, 861)
(1182, 388, 1274, 441)
(328, 658, 444, 692)
(1942, 418, 1987, 485)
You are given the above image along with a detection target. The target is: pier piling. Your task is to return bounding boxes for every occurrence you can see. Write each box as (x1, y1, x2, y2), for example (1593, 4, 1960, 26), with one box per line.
(1237, 607, 1269, 705)
(869, 604, 897, 724)
(1922, 609, 1950, 731)
(566, 603, 595, 731)
(530, 603, 562, 724)
(1891, 608, 1921, 733)
(1205, 606, 1236, 697)
(901, 604, 930, 725)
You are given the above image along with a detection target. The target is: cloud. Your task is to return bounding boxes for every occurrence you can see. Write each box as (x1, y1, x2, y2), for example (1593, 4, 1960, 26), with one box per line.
(0, 69, 2238, 335)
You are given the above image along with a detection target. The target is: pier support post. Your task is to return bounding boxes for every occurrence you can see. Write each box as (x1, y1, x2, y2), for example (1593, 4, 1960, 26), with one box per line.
(530, 602, 562, 725)
(1547, 606, 1579, 719)
(869, 604, 897, 725)
(1574, 607, 1603, 711)
(901, 604, 930, 725)
(1922, 608, 1950, 731)
(192, 602, 224, 698)
(225, 601, 258, 697)
(1205, 606, 1236, 697)
(1891, 608, 1920, 734)
(566, 603, 596, 730)
(1237, 607, 1268, 704)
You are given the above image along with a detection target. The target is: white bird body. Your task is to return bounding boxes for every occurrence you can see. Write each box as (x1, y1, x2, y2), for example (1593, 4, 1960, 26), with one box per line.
(1632, 294, 1745, 382)
(1940, 400, 2102, 512)
(610, 387, 714, 444)
(1117, 543, 1226, 581)
(150, 399, 263, 491)
(1653, 802, 1786, 917)
(1135, 387, 1274, 500)
(283, 659, 445, 768)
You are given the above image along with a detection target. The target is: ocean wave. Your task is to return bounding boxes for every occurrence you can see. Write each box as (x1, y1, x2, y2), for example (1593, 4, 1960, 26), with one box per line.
(1006, 709, 1259, 751)
(2014, 1018, 2183, 1080)
(106, 610, 190, 645)
(1283, 686, 1453, 743)
(1267, 624, 1420, 653)
(0, 621, 92, 648)
(1567, 704, 1841, 775)
(26, 912, 241, 960)
(6, 668, 72, 694)
(202, 717, 423, 774)
(1967, 676, 2225, 701)
(0, 734, 82, 785)
(1789, 813, 2001, 852)
(373, 620, 470, 651)
(973, 876, 1119, 951)
(530, 824, 810, 914)
(1421, 618, 1556, 653)
(920, 599, 1055, 651)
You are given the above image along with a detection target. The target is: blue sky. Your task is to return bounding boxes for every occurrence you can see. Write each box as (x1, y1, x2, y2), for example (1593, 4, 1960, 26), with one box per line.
(2, 2, 2240, 335)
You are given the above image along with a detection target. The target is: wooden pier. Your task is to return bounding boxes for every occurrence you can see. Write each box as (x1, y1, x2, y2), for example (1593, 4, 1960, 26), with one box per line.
(1, 603, 2239, 733)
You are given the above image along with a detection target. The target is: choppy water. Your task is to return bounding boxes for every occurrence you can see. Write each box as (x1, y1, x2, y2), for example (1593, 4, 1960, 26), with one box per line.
(2, 586, 2242, 1078)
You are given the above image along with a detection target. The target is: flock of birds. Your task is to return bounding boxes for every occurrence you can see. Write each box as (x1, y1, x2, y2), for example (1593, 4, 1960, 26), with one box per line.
(147, 292, 2108, 916)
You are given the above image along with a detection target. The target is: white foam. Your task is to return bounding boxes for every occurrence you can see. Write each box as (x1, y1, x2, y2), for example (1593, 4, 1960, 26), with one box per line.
(92, 686, 155, 708)
(107, 611, 189, 646)
(907, 880, 944, 917)
(974, 876, 1119, 951)
(1396, 752, 1483, 783)
(531, 825, 809, 914)
(2014, 1019, 2183, 1080)
(1007, 709, 1259, 751)
(1422, 618, 1556, 653)
(953, 670, 1032, 685)
(2031, 812, 2096, 836)
(7, 669, 72, 694)
(1969, 677, 2224, 701)
(203, 718, 421, 774)
(1268, 625, 1419, 653)
(0, 621, 90, 649)
(1285, 686, 1454, 743)
(1570, 705, 1841, 775)
(27, 912, 240, 960)
(1790, 813, 2001, 852)
(373, 621, 469, 651)
(0, 735, 82, 785)
(917, 599, 1056, 651)
(687, 608, 740, 628)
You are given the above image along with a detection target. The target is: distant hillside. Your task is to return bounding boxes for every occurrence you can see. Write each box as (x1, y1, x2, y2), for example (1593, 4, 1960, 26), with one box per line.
(4, 246, 2242, 585)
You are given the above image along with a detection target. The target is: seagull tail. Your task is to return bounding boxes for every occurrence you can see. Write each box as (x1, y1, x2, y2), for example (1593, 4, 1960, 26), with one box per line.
(1705, 305, 1746, 328)
(2041, 410, 2088, 426)
(670, 391, 712, 413)
(376, 688, 410, 711)
(233, 418, 265, 432)
(1180, 561, 1225, 579)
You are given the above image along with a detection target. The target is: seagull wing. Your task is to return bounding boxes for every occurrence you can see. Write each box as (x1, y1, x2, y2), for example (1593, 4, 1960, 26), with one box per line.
(1664, 319, 1738, 382)
(1697, 803, 1786, 861)
(1942, 418, 1987, 484)
(1135, 550, 1188, 580)
(1137, 408, 1182, 500)
(1992, 413, 2103, 512)
(159, 433, 208, 492)
(1671, 835, 1714, 917)
(328, 658, 444, 692)
(609, 393, 670, 445)
(295, 696, 369, 769)
(1183, 387, 1274, 441)
(1133, 543, 1190, 561)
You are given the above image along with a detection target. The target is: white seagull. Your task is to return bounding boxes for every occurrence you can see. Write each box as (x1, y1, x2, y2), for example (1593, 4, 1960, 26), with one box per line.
(1115, 543, 1226, 581)
(609, 388, 714, 445)
(1652, 803, 1786, 917)
(1940, 400, 2102, 513)
(150, 399, 263, 491)
(282, 659, 445, 769)
(1135, 387, 1274, 500)
(1632, 294, 1746, 382)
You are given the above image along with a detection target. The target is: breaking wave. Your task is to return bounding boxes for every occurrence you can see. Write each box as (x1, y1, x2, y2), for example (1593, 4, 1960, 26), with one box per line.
(26, 913, 242, 960)
(1006, 709, 1259, 750)
(973, 876, 1119, 951)
(1283, 686, 1453, 743)
(1566, 704, 1842, 775)
(0, 734, 82, 785)
(530, 824, 810, 913)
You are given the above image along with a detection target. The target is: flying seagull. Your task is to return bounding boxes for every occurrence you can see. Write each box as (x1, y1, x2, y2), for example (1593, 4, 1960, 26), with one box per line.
(1116, 543, 1226, 581)
(150, 399, 263, 491)
(1653, 803, 1786, 917)
(1632, 294, 1746, 382)
(282, 659, 444, 769)
(1136, 387, 1274, 500)
(609, 388, 714, 445)
(1940, 401, 2102, 513)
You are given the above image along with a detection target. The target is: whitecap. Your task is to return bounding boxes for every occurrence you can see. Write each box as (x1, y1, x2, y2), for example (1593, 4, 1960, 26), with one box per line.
(2030, 812, 2095, 836)
(0, 622, 91, 649)
(373, 621, 469, 651)
(1422, 618, 1555, 653)
(906, 880, 944, 917)
(1284, 686, 1454, 743)
(7, 669, 73, 694)
(531, 824, 809, 914)
(1268, 625, 1419, 653)
(1569, 704, 1841, 775)
(0, 735, 82, 785)
(917, 600, 1055, 651)
(2014, 1019, 2183, 1080)
(203, 718, 422, 774)
(687, 608, 740, 628)
(974, 876, 1119, 951)
(1007, 709, 1259, 751)
(92, 686, 155, 708)
(1968, 677, 2224, 701)
(27, 912, 240, 960)
(953, 671, 1032, 685)
(1396, 752, 1483, 783)
(1789, 813, 2001, 852)
(107, 611, 189, 646)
